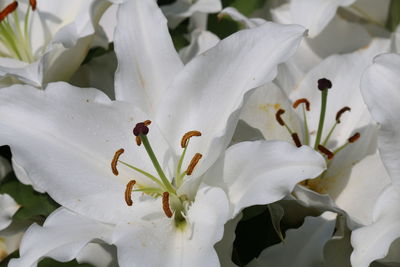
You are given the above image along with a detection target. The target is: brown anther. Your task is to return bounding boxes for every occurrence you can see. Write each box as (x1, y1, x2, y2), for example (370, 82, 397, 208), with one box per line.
(293, 98, 310, 111)
(143, 120, 151, 126)
(291, 133, 302, 147)
(336, 107, 351, 123)
(0, 2, 18, 22)
(111, 148, 124, 175)
(136, 136, 142, 146)
(29, 0, 37, 10)
(317, 145, 334, 160)
(181, 131, 201, 148)
(124, 180, 136, 206)
(186, 153, 202, 175)
(162, 192, 173, 218)
(348, 132, 361, 143)
(275, 109, 286, 126)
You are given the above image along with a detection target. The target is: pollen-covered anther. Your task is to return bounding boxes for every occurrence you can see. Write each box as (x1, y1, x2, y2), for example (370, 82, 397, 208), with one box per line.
(29, 0, 37, 10)
(124, 180, 136, 206)
(275, 109, 286, 126)
(162, 192, 173, 218)
(181, 131, 201, 148)
(318, 145, 334, 159)
(186, 153, 203, 175)
(336, 107, 351, 123)
(111, 148, 124, 175)
(133, 121, 150, 136)
(291, 133, 302, 147)
(348, 132, 361, 143)
(293, 98, 310, 111)
(0, 1, 18, 21)
(136, 136, 142, 146)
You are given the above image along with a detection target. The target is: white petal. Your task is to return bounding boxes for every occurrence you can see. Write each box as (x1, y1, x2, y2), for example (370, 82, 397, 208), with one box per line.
(162, 0, 222, 29)
(0, 194, 19, 231)
(239, 82, 302, 143)
(248, 212, 336, 267)
(8, 208, 113, 267)
(112, 186, 229, 267)
(114, 0, 183, 115)
(328, 152, 390, 225)
(351, 185, 400, 267)
(179, 30, 220, 64)
(157, 23, 306, 177)
(76, 243, 118, 267)
(219, 7, 266, 28)
(0, 156, 11, 182)
(290, 0, 356, 37)
(0, 83, 173, 224)
(361, 53, 400, 186)
(204, 141, 326, 217)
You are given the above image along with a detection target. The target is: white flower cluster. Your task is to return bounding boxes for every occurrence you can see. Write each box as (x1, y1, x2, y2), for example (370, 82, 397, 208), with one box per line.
(0, 0, 398, 266)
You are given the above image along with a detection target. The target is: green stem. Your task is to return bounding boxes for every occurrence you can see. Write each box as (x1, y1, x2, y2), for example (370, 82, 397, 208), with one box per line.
(302, 105, 310, 146)
(322, 122, 337, 146)
(333, 142, 349, 155)
(175, 144, 188, 187)
(118, 160, 164, 188)
(314, 89, 328, 149)
(140, 134, 175, 194)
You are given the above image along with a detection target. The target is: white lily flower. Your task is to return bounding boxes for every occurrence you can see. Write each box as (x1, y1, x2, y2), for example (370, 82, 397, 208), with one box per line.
(0, 0, 326, 266)
(351, 53, 400, 267)
(240, 38, 392, 230)
(247, 212, 337, 267)
(0, 0, 112, 88)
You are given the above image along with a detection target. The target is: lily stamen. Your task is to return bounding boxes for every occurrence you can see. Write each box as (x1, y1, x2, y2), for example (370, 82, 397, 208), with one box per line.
(162, 192, 173, 218)
(29, 0, 37, 11)
(291, 133, 302, 147)
(124, 180, 136, 206)
(111, 148, 124, 175)
(181, 130, 201, 148)
(293, 98, 310, 111)
(323, 106, 352, 146)
(293, 98, 311, 145)
(186, 153, 203, 175)
(0, 1, 18, 21)
(336, 107, 351, 123)
(317, 144, 334, 159)
(332, 132, 361, 155)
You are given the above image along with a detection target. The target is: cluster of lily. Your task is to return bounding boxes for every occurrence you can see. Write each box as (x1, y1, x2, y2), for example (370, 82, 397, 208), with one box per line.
(0, 0, 398, 266)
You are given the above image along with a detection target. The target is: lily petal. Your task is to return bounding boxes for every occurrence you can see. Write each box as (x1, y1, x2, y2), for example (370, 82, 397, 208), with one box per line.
(361, 53, 400, 185)
(0, 194, 19, 231)
(112, 186, 229, 267)
(204, 140, 326, 217)
(9, 208, 113, 267)
(114, 0, 184, 115)
(351, 185, 400, 267)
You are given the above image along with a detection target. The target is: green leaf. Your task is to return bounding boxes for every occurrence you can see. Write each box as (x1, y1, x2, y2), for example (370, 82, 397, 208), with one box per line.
(207, 14, 241, 39)
(231, 0, 266, 16)
(82, 43, 114, 65)
(386, 0, 400, 32)
(0, 172, 59, 225)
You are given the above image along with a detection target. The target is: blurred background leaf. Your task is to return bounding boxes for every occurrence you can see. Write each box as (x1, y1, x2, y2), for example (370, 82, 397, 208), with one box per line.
(386, 0, 400, 32)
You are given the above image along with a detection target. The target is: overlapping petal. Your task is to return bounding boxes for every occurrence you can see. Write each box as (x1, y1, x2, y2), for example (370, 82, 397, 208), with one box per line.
(8, 208, 113, 267)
